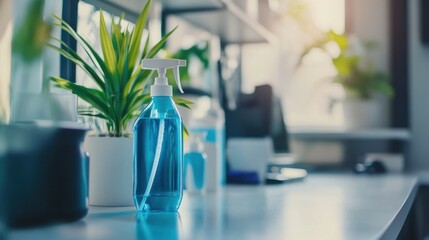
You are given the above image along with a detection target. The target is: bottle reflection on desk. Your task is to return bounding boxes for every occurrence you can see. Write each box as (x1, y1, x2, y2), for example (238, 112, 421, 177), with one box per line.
(136, 212, 182, 240)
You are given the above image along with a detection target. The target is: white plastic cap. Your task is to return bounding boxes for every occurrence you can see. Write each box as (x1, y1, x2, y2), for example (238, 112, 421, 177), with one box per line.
(141, 59, 187, 97)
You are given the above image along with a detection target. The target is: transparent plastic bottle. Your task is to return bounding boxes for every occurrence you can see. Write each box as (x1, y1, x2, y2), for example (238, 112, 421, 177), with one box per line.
(133, 59, 186, 212)
(134, 97, 183, 211)
(189, 98, 225, 191)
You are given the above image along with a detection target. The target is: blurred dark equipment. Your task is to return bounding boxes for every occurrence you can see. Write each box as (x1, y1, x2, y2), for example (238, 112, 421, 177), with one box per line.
(225, 84, 290, 153)
(224, 84, 305, 184)
(0, 124, 89, 227)
(183, 83, 302, 183)
(354, 160, 387, 174)
(421, 0, 429, 44)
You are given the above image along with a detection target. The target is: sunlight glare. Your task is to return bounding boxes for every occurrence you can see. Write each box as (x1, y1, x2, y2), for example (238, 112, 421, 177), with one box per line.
(308, 0, 345, 34)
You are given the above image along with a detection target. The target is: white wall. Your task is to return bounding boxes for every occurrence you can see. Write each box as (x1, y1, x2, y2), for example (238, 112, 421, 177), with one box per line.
(348, 0, 429, 170)
(409, 0, 429, 170)
(347, 0, 390, 72)
(340, 0, 429, 170)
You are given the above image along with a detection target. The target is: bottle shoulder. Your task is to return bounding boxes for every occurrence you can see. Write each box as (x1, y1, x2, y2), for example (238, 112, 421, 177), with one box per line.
(138, 97, 181, 119)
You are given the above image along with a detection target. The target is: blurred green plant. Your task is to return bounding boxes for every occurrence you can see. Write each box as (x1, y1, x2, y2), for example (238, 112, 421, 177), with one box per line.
(8, 0, 54, 123)
(298, 30, 394, 99)
(49, 0, 191, 137)
(13, 0, 52, 62)
(167, 42, 209, 86)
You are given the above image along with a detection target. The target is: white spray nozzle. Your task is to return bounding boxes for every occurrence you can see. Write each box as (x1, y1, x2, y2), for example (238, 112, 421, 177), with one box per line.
(142, 59, 187, 96)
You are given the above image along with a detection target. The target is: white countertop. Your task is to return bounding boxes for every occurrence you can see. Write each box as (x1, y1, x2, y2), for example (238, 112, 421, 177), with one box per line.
(8, 174, 425, 240)
(289, 127, 411, 140)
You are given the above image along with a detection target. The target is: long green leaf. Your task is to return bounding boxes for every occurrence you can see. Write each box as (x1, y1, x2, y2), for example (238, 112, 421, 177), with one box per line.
(111, 20, 122, 57)
(121, 90, 140, 117)
(124, 69, 141, 94)
(118, 32, 130, 85)
(128, 0, 151, 71)
(125, 94, 151, 118)
(124, 68, 152, 96)
(78, 112, 108, 120)
(128, 69, 152, 95)
(141, 32, 150, 60)
(172, 97, 193, 110)
(48, 40, 105, 90)
(120, 44, 130, 92)
(183, 123, 189, 136)
(50, 76, 112, 117)
(52, 16, 105, 77)
(145, 26, 177, 59)
(99, 11, 117, 75)
(52, 17, 114, 95)
(99, 12, 122, 107)
(172, 97, 193, 106)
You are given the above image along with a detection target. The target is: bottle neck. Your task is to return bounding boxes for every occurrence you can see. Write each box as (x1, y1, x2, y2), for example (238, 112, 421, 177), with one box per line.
(151, 96, 175, 106)
(150, 96, 177, 116)
(152, 96, 173, 101)
(150, 83, 172, 97)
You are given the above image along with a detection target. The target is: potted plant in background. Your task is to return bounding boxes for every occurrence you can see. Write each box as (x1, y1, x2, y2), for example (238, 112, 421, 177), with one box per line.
(50, 0, 191, 206)
(299, 31, 394, 129)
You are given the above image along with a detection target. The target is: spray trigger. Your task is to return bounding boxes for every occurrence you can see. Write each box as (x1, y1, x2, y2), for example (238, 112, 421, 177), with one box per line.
(141, 59, 187, 97)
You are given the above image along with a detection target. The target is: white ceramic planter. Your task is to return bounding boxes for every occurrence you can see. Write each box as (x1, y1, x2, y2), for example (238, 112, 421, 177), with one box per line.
(342, 97, 389, 129)
(84, 136, 134, 206)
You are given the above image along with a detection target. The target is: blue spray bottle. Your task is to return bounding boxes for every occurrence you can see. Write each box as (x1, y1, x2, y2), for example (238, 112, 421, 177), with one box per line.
(133, 59, 186, 212)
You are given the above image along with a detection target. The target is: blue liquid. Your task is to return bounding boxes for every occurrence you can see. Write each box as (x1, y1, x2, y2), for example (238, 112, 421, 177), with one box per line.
(184, 152, 205, 190)
(133, 97, 183, 212)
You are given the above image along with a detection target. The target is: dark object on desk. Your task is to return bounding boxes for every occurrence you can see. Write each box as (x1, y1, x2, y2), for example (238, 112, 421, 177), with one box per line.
(0, 124, 89, 227)
(227, 170, 260, 184)
(354, 160, 387, 174)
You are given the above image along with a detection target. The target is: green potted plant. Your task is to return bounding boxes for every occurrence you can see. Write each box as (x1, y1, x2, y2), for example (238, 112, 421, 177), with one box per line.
(299, 31, 394, 129)
(49, 0, 190, 206)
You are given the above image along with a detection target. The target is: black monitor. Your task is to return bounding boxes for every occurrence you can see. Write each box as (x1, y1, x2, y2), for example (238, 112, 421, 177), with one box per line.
(225, 84, 290, 153)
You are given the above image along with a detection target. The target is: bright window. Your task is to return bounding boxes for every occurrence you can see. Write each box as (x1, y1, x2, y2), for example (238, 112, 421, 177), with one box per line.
(241, 0, 345, 128)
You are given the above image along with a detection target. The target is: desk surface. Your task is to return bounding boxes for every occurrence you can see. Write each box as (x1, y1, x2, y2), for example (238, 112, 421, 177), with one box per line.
(8, 174, 422, 240)
(289, 127, 411, 140)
